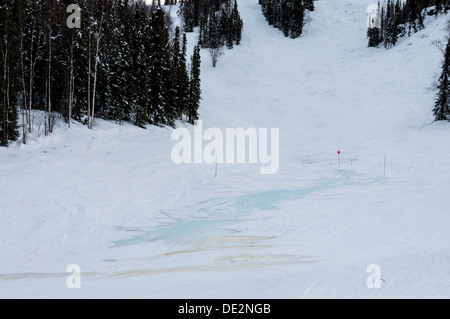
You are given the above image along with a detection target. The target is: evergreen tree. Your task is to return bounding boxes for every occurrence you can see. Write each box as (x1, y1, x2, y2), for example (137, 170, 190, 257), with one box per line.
(67, 0, 88, 123)
(368, 3, 382, 47)
(291, 0, 304, 39)
(177, 33, 190, 120)
(112, 0, 133, 124)
(304, 0, 314, 11)
(0, 0, 20, 146)
(259, 0, 308, 39)
(368, 28, 377, 47)
(149, 7, 171, 126)
(394, 0, 406, 39)
(182, 0, 243, 50)
(232, 0, 243, 45)
(384, 0, 397, 49)
(436, 0, 442, 15)
(281, 0, 291, 37)
(220, 2, 233, 49)
(166, 26, 181, 125)
(188, 45, 201, 124)
(434, 36, 450, 121)
(134, 1, 153, 127)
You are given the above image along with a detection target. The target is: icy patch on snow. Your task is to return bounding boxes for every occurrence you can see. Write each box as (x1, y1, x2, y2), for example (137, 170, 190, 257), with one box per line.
(112, 171, 386, 247)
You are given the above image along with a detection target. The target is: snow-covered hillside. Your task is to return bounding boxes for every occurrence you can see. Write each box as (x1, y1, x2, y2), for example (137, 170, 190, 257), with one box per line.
(1, 0, 450, 298)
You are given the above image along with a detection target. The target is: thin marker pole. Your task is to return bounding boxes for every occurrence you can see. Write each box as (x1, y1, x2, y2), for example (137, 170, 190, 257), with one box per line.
(215, 153, 218, 178)
(337, 150, 341, 169)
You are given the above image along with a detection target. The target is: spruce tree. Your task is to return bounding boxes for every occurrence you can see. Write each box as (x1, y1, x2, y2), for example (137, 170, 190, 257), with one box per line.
(232, 0, 243, 45)
(149, 7, 170, 126)
(134, 2, 153, 127)
(368, 3, 382, 47)
(177, 33, 190, 120)
(281, 0, 291, 37)
(384, 0, 397, 49)
(436, 0, 443, 15)
(368, 28, 376, 47)
(394, 0, 405, 39)
(434, 37, 450, 121)
(0, 0, 20, 146)
(291, 0, 304, 39)
(188, 45, 201, 125)
(259, 0, 307, 39)
(115, 0, 133, 124)
(304, 0, 314, 11)
(220, 4, 232, 49)
(166, 26, 181, 125)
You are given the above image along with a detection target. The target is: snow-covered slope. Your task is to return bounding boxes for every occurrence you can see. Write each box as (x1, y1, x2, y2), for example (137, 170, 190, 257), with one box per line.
(1, 0, 450, 298)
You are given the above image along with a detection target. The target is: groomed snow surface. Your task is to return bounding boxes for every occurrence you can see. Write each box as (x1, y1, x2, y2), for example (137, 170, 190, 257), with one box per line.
(1, 0, 450, 298)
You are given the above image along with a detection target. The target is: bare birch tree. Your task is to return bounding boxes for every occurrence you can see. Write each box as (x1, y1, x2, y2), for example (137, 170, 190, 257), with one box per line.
(89, 2, 105, 129)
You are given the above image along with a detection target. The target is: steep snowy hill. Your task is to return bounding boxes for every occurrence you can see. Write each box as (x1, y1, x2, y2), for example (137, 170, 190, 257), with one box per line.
(1, 0, 449, 298)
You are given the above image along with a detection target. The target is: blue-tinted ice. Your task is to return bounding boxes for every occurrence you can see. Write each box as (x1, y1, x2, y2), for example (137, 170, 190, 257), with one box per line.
(112, 172, 385, 247)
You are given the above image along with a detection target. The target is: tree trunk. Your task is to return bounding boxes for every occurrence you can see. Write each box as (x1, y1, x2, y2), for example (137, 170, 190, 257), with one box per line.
(48, 30, 52, 134)
(90, 13, 104, 129)
(68, 32, 74, 129)
(2, 37, 8, 143)
(19, 19, 28, 143)
(87, 24, 91, 128)
(28, 18, 35, 133)
(91, 37, 100, 129)
(44, 61, 48, 136)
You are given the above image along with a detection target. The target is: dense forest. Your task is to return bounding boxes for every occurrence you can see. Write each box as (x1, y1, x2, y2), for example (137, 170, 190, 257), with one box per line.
(258, 0, 315, 39)
(179, 0, 243, 66)
(367, 0, 450, 48)
(0, 0, 203, 147)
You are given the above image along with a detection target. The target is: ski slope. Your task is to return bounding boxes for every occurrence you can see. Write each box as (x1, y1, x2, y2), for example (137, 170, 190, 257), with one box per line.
(1, 0, 450, 298)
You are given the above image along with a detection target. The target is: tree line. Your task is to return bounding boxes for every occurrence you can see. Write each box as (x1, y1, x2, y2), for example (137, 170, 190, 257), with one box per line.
(368, 0, 450, 48)
(0, 0, 202, 147)
(258, 0, 315, 39)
